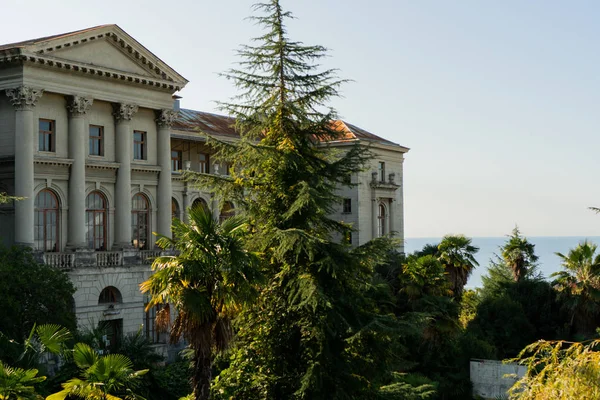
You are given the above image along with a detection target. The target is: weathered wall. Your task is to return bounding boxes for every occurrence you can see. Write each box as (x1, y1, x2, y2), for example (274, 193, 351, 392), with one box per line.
(470, 359, 527, 399)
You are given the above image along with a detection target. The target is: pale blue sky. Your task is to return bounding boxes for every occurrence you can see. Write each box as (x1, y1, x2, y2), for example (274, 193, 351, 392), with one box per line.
(3, 1, 600, 238)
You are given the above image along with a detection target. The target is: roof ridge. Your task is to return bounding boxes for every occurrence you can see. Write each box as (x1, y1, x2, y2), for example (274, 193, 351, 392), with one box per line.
(0, 25, 115, 51)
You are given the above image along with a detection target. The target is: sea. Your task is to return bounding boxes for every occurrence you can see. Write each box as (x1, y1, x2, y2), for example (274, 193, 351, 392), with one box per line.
(404, 236, 600, 289)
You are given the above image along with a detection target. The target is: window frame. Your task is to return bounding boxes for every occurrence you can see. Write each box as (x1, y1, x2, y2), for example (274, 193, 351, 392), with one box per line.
(34, 189, 59, 252)
(86, 191, 108, 251)
(342, 198, 352, 214)
(132, 193, 150, 250)
(171, 150, 182, 172)
(378, 161, 386, 183)
(199, 153, 210, 174)
(89, 125, 104, 157)
(377, 203, 386, 237)
(133, 131, 147, 160)
(38, 119, 55, 152)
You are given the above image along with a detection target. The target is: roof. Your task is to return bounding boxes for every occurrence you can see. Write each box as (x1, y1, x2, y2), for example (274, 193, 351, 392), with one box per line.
(173, 109, 406, 149)
(0, 25, 112, 51)
(0, 25, 188, 89)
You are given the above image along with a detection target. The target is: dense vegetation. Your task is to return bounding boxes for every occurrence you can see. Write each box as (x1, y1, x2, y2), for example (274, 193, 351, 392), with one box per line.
(2, 1, 600, 399)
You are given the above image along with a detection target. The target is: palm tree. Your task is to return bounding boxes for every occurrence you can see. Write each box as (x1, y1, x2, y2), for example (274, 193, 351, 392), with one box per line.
(501, 227, 538, 282)
(552, 241, 600, 337)
(140, 205, 259, 400)
(47, 342, 148, 400)
(0, 361, 45, 400)
(437, 235, 479, 298)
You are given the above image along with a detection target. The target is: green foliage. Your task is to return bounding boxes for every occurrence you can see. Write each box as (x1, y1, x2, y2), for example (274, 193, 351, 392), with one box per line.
(141, 205, 259, 399)
(0, 361, 45, 400)
(437, 235, 479, 298)
(552, 241, 600, 338)
(378, 372, 436, 399)
(500, 227, 539, 282)
(508, 340, 600, 399)
(0, 246, 76, 342)
(47, 342, 148, 400)
(150, 360, 191, 400)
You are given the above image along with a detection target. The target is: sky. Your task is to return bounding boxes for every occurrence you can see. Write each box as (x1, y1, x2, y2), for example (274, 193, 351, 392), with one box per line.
(2, 0, 600, 238)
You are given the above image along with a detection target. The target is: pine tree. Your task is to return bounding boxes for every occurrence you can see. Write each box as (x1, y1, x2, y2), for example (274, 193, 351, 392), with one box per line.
(185, 1, 421, 398)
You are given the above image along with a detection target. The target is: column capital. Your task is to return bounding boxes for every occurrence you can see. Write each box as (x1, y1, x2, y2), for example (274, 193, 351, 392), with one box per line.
(155, 109, 178, 128)
(66, 95, 93, 117)
(112, 103, 139, 122)
(5, 86, 44, 110)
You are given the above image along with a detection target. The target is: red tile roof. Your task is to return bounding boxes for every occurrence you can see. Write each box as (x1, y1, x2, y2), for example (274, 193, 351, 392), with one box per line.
(172, 109, 404, 148)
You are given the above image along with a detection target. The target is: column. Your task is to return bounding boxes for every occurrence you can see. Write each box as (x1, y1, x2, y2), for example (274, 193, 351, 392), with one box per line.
(183, 191, 191, 223)
(5, 86, 44, 247)
(112, 103, 138, 249)
(156, 109, 178, 239)
(388, 198, 395, 236)
(66, 96, 93, 249)
(372, 197, 378, 239)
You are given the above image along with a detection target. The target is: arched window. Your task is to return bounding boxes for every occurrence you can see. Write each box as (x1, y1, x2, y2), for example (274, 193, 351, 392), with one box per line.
(34, 189, 59, 252)
(98, 286, 122, 304)
(220, 201, 235, 222)
(172, 198, 180, 221)
(192, 197, 208, 212)
(132, 194, 150, 250)
(377, 203, 386, 237)
(86, 191, 107, 251)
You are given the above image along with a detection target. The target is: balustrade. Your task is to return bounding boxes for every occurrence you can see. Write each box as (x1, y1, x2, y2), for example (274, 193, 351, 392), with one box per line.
(43, 252, 75, 269)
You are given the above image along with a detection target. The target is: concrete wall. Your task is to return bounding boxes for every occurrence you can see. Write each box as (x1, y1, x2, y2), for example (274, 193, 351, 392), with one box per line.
(470, 359, 527, 399)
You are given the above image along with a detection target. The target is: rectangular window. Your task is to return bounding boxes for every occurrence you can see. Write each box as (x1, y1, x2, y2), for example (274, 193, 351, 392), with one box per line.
(133, 131, 146, 160)
(144, 302, 165, 344)
(378, 161, 386, 182)
(224, 162, 232, 176)
(39, 119, 55, 152)
(89, 125, 103, 156)
(343, 198, 352, 213)
(199, 153, 210, 174)
(171, 150, 182, 172)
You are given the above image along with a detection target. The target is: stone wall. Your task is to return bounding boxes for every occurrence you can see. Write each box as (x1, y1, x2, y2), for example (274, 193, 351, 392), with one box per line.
(470, 359, 527, 399)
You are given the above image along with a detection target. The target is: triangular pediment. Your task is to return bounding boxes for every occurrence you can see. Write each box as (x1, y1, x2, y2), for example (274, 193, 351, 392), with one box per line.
(7, 25, 188, 89)
(49, 38, 155, 77)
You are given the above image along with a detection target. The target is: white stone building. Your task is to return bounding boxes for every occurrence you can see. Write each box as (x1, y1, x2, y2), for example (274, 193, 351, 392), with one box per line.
(0, 25, 408, 350)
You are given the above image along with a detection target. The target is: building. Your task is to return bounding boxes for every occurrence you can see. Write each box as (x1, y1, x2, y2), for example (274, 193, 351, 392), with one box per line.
(0, 25, 408, 350)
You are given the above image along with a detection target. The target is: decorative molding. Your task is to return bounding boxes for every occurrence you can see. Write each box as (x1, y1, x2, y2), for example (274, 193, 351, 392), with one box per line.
(155, 109, 178, 128)
(33, 156, 73, 167)
(66, 95, 93, 116)
(112, 103, 138, 122)
(86, 161, 120, 171)
(131, 163, 161, 174)
(5, 86, 44, 110)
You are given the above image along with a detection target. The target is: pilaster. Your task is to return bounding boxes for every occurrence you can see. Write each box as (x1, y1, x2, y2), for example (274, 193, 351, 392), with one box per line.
(5, 86, 44, 247)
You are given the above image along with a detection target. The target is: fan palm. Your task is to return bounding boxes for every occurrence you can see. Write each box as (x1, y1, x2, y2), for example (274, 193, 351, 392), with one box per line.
(140, 205, 259, 400)
(0, 361, 45, 400)
(552, 241, 600, 337)
(501, 227, 538, 282)
(437, 235, 479, 298)
(47, 342, 148, 400)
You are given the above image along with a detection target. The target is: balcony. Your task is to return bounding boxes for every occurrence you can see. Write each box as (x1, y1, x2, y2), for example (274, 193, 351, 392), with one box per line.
(39, 248, 166, 270)
(370, 171, 400, 190)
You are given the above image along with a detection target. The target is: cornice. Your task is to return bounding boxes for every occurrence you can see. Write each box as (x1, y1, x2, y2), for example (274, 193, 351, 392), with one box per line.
(86, 160, 120, 170)
(0, 51, 184, 92)
(131, 163, 161, 174)
(34, 156, 74, 167)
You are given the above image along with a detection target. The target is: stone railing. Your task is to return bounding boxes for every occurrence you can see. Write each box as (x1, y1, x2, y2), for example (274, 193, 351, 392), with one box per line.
(96, 251, 123, 267)
(40, 248, 163, 269)
(140, 250, 162, 262)
(43, 252, 75, 269)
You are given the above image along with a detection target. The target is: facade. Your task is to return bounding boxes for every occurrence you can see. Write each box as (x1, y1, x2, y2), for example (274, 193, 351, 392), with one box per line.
(0, 25, 408, 349)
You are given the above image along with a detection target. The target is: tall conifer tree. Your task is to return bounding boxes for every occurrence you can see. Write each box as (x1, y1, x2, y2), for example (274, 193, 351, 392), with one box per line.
(185, 1, 417, 398)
